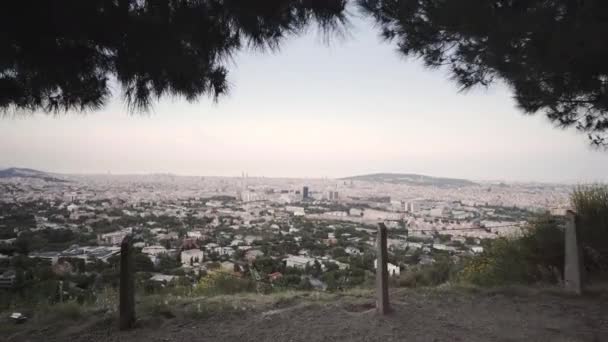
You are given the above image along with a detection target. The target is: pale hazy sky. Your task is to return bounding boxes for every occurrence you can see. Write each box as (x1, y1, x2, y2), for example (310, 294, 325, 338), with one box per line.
(1, 15, 607, 183)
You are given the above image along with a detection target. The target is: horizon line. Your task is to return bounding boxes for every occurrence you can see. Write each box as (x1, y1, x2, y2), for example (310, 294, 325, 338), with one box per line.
(0, 166, 593, 185)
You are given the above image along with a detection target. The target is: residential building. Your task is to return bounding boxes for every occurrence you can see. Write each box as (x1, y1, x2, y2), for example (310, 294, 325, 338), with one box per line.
(430, 207, 449, 218)
(284, 255, 315, 269)
(141, 245, 168, 257)
(150, 273, 176, 284)
(180, 249, 204, 266)
(345, 246, 362, 256)
(0, 270, 16, 288)
(98, 230, 129, 245)
(186, 231, 202, 239)
(406, 201, 419, 213)
(349, 208, 363, 217)
(326, 190, 339, 201)
(244, 249, 264, 262)
(285, 206, 305, 216)
(374, 259, 400, 276)
(432, 244, 458, 252)
(471, 246, 484, 253)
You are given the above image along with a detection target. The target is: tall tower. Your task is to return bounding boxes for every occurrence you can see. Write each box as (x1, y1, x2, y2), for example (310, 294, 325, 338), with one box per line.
(238, 171, 245, 201)
(242, 172, 247, 191)
(303, 186, 309, 200)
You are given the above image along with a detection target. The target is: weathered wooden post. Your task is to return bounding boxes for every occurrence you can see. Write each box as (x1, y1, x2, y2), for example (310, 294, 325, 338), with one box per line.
(119, 235, 135, 330)
(376, 223, 390, 315)
(564, 210, 583, 295)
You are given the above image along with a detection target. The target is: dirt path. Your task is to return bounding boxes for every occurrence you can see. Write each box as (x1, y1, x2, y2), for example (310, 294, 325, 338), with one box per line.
(8, 287, 608, 342)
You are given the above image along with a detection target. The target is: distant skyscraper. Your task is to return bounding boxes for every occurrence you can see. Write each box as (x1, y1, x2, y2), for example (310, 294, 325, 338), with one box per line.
(303, 186, 309, 200)
(407, 201, 419, 213)
(326, 190, 339, 201)
(238, 171, 249, 201)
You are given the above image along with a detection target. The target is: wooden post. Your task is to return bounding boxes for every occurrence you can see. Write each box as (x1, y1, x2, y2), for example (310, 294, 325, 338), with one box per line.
(59, 280, 63, 303)
(564, 210, 583, 295)
(376, 223, 390, 314)
(119, 235, 135, 330)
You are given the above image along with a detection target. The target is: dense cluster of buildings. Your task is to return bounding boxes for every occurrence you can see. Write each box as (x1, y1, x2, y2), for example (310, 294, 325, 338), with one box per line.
(0, 171, 571, 289)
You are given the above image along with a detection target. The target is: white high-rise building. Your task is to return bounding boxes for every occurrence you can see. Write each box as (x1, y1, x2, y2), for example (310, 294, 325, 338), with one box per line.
(326, 190, 339, 201)
(406, 201, 419, 213)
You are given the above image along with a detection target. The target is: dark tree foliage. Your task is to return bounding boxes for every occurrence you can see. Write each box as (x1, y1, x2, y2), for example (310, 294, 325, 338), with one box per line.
(359, 0, 608, 145)
(0, 0, 347, 113)
(4, 1, 608, 146)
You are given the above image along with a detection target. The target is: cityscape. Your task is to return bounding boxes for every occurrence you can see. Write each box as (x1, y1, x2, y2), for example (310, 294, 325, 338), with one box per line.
(0, 167, 571, 293)
(2, 1, 608, 340)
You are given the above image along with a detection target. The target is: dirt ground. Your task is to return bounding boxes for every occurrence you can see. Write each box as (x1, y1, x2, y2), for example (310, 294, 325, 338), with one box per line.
(6, 287, 608, 342)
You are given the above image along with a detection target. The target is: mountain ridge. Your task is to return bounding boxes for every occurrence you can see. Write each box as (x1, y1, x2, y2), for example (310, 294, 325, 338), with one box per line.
(340, 172, 476, 187)
(0, 167, 68, 183)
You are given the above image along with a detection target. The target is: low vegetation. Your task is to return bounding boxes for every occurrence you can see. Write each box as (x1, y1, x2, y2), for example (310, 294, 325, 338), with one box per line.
(457, 217, 564, 286)
(397, 185, 608, 288)
(398, 255, 459, 288)
(571, 185, 608, 274)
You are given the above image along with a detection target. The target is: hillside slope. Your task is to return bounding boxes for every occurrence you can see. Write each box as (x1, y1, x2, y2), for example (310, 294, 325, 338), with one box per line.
(341, 173, 476, 187)
(6, 287, 607, 342)
(0, 167, 67, 183)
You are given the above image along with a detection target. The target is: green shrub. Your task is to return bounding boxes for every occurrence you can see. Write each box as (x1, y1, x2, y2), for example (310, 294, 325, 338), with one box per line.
(46, 301, 84, 321)
(139, 297, 175, 319)
(193, 272, 255, 296)
(182, 299, 246, 320)
(458, 218, 563, 286)
(571, 185, 608, 274)
(398, 256, 458, 288)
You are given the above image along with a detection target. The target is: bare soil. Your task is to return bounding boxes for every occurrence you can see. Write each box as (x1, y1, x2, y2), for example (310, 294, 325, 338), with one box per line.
(6, 287, 608, 342)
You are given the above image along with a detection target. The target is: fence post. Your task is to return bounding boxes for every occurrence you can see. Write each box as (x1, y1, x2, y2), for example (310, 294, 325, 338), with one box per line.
(376, 223, 390, 315)
(564, 210, 583, 295)
(119, 235, 135, 330)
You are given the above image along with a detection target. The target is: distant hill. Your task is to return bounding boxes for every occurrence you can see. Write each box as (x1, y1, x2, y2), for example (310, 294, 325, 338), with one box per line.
(0, 167, 68, 182)
(341, 173, 476, 187)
